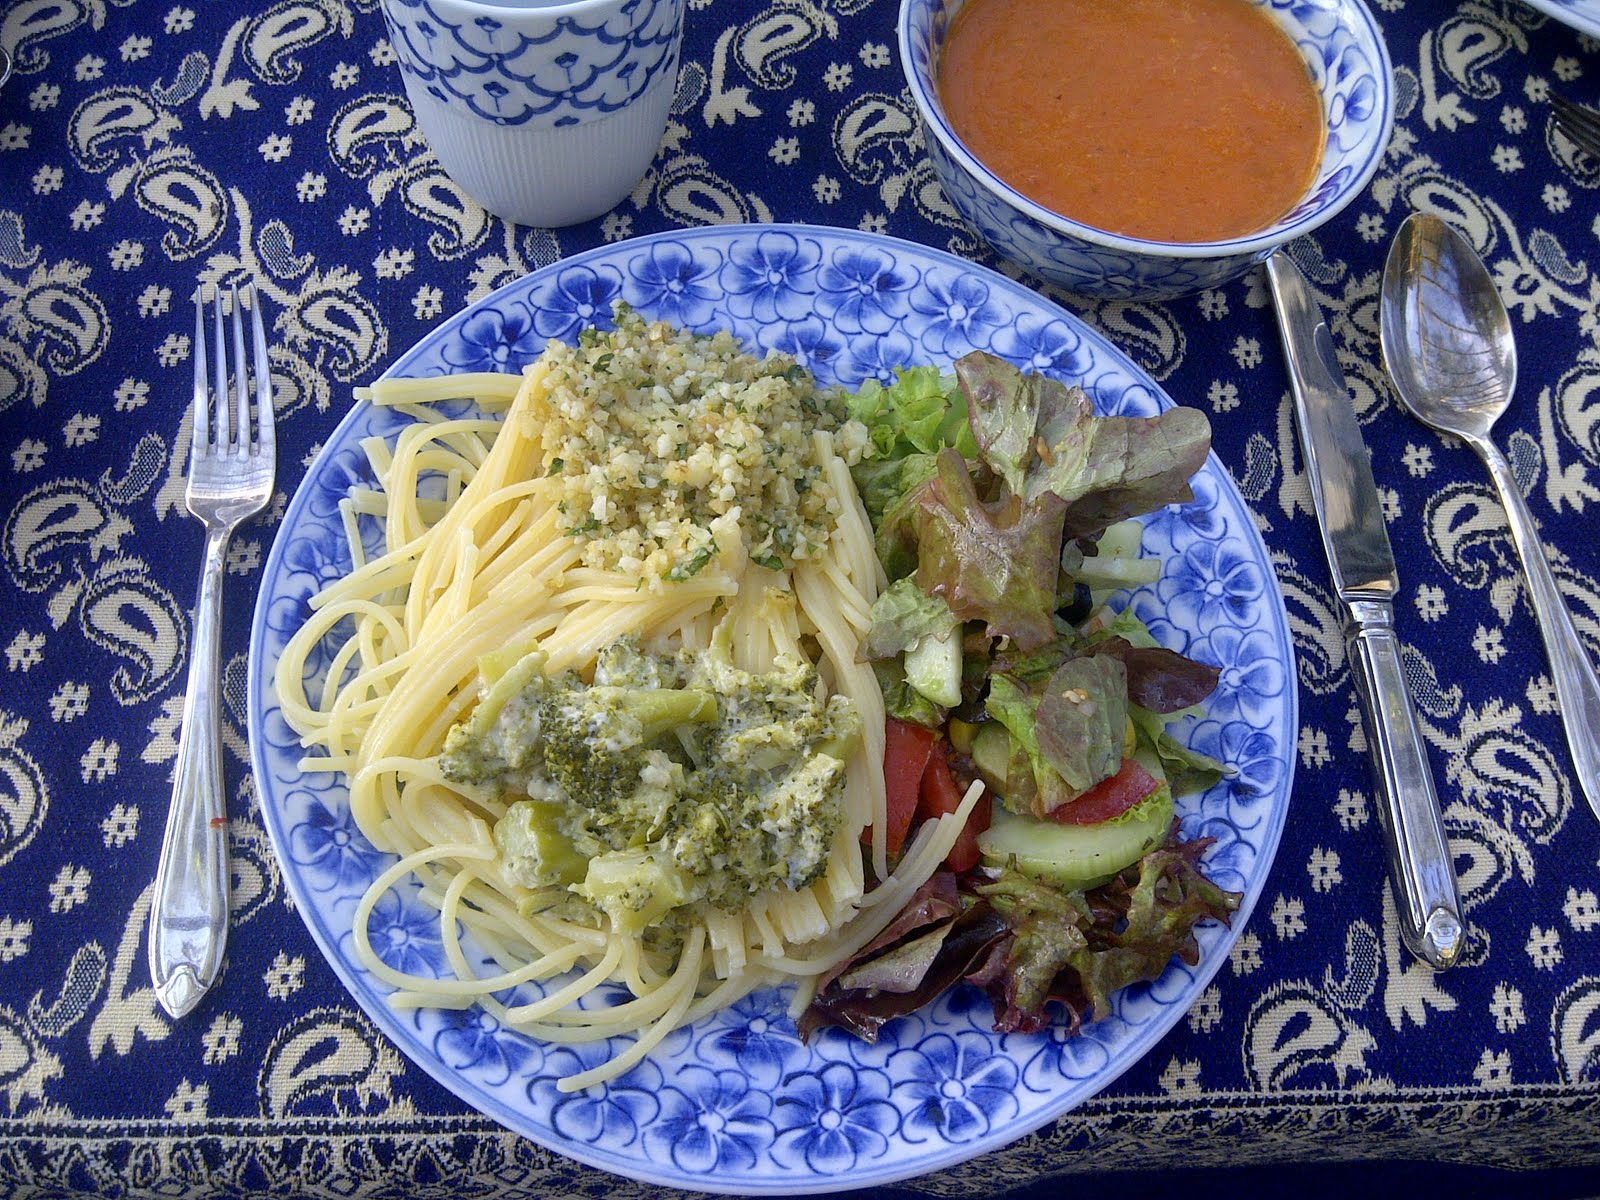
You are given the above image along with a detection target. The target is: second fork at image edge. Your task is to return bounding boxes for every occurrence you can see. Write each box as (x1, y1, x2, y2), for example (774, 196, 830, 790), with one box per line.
(1549, 91, 1600, 158)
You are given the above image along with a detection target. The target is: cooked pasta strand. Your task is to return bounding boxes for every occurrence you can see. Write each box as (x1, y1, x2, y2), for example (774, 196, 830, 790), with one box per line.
(273, 319, 952, 1091)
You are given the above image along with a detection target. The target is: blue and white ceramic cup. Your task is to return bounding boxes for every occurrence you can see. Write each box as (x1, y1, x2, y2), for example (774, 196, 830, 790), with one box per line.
(381, 0, 685, 227)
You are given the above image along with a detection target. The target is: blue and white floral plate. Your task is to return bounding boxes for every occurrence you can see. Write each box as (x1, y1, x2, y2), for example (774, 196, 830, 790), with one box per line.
(248, 226, 1297, 1194)
(1521, 0, 1600, 37)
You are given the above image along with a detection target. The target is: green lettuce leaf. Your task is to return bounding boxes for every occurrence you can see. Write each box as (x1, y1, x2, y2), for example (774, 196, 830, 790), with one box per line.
(973, 837, 1240, 1034)
(871, 660, 945, 729)
(804, 840, 1243, 1044)
(850, 453, 941, 533)
(984, 652, 1129, 816)
(1032, 655, 1129, 796)
(1087, 604, 1161, 648)
(983, 674, 1081, 815)
(989, 636, 1080, 686)
(1129, 707, 1227, 798)
(972, 870, 1091, 1022)
(954, 352, 1044, 495)
(849, 367, 981, 548)
(1049, 406, 1213, 539)
(863, 578, 958, 660)
(848, 366, 977, 460)
(1068, 839, 1241, 1022)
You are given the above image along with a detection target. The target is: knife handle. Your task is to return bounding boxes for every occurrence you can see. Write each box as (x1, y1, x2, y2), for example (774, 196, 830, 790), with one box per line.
(1345, 599, 1465, 969)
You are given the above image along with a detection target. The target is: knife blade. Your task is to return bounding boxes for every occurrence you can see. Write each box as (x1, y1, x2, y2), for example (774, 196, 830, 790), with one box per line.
(1265, 251, 1464, 971)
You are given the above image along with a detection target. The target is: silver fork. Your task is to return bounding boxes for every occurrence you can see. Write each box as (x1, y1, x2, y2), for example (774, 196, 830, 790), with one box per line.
(148, 282, 275, 1019)
(1550, 91, 1600, 160)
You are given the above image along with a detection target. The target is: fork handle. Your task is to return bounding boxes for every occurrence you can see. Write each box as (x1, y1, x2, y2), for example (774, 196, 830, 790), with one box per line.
(148, 523, 233, 1019)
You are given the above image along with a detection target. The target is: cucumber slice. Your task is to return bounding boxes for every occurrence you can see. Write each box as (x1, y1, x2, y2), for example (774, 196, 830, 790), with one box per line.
(905, 626, 962, 707)
(968, 721, 1011, 789)
(977, 785, 1174, 890)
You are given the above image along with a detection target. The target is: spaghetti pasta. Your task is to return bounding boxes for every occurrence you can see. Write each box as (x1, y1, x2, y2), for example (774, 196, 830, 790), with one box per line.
(275, 312, 974, 1089)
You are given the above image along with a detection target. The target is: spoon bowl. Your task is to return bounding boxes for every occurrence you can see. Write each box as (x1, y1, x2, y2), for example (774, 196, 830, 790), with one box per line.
(1379, 213, 1516, 441)
(1380, 211, 1600, 824)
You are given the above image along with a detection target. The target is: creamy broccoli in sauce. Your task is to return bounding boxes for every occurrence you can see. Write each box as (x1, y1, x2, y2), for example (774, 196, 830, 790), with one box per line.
(439, 633, 860, 934)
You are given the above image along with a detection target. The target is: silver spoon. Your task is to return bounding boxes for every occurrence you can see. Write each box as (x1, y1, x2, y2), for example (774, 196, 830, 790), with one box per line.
(1380, 212, 1600, 825)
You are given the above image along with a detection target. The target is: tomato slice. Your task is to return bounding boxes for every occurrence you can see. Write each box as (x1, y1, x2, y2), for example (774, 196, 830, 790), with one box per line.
(870, 718, 936, 856)
(1046, 757, 1159, 826)
(918, 739, 992, 872)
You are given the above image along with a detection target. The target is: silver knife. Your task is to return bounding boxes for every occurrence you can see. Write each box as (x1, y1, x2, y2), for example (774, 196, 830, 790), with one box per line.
(1265, 251, 1464, 971)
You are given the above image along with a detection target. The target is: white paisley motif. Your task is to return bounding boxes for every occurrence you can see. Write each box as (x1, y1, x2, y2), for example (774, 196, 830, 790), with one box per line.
(5, 0, 1600, 1189)
(86, 885, 171, 1061)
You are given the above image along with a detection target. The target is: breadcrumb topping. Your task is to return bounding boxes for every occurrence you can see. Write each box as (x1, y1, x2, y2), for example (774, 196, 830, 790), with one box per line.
(529, 307, 864, 581)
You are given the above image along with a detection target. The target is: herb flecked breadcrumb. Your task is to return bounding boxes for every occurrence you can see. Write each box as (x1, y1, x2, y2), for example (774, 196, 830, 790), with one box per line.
(529, 306, 869, 583)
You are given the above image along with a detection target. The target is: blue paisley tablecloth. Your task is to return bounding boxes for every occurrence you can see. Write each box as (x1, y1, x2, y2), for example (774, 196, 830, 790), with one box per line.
(2, 0, 1599, 1196)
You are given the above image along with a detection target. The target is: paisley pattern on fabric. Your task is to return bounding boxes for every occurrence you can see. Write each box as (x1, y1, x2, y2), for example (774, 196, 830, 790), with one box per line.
(2, 0, 1600, 1193)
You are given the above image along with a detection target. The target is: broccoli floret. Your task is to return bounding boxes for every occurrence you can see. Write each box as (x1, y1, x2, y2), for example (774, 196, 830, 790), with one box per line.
(675, 686, 860, 910)
(593, 634, 683, 689)
(537, 684, 718, 807)
(689, 649, 823, 734)
(449, 632, 862, 934)
(666, 800, 732, 879)
(441, 647, 717, 803)
(679, 750, 848, 908)
(576, 848, 695, 935)
(439, 651, 562, 786)
(759, 752, 848, 889)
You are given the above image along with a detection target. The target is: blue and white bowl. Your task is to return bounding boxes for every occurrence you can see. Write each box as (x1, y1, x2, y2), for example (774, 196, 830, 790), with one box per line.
(898, 0, 1395, 300)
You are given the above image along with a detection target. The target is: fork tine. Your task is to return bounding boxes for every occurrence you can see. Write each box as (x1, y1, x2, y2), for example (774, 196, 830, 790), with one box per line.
(249, 284, 275, 457)
(1555, 114, 1600, 160)
(211, 286, 230, 448)
(1554, 104, 1600, 145)
(1551, 91, 1600, 129)
(1551, 92, 1600, 157)
(192, 290, 209, 457)
(230, 282, 250, 452)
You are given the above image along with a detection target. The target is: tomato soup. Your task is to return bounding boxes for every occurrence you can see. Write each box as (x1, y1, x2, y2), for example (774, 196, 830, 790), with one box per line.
(937, 0, 1326, 243)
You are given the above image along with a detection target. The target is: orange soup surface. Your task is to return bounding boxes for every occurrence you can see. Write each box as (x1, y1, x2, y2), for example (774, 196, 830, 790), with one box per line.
(937, 0, 1326, 242)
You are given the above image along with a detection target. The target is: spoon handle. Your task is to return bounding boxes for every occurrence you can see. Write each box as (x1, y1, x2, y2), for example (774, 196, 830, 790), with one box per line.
(1478, 439, 1600, 823)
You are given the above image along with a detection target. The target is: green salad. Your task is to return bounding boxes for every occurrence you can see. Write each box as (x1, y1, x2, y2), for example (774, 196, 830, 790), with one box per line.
(802, 351, 1242, 1041)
